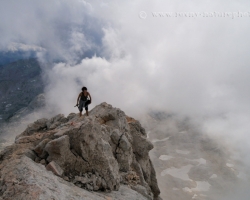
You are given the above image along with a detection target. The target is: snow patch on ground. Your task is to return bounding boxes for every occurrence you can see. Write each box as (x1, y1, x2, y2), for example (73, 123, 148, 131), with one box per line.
(210, 174, 217, 179)
(237, 172, 247, 180)
(152, 137, 169, 143)
(188, 158, 206, 165)
(183, 187, 192, 192)
(179, 131, 187, 134)
(192, 181, 211, 192)
(183, 182, 211, 192)
(159, 155, 173, 161)
(161, 165, 192, 180)
(226, 163, 234, 168)
(176, 150, 190, 155)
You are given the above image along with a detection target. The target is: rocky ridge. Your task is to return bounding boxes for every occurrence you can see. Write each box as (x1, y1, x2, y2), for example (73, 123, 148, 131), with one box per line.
(0, 102, 161, 200)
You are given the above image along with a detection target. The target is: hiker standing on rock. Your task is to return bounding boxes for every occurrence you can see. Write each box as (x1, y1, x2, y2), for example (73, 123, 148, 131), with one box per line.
(76, 87, 92, 117)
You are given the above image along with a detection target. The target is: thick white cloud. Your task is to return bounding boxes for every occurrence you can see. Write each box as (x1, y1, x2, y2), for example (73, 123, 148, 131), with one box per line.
(44, 2, 250, 115)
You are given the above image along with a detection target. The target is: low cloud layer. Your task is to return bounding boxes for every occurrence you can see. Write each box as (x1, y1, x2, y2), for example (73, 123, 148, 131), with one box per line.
(0, 0, 103, 63)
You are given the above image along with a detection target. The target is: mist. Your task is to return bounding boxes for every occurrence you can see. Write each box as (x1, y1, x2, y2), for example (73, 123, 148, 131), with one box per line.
(1, 0, 250, 199)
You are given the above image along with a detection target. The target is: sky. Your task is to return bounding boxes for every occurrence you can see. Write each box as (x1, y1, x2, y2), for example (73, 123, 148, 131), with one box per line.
(1, 0, 250, 198)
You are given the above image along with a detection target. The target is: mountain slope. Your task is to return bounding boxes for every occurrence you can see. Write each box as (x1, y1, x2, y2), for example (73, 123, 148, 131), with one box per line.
(0, 59, 44, 123)
(0, 102, 162, 200)
(142, 114, 249, 200)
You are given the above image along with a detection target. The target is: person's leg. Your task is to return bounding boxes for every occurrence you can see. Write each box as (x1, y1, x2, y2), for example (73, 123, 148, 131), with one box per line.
(79, 100, 83, 117)
(85, 106, 88, 116)
(85, 100, 90, 116)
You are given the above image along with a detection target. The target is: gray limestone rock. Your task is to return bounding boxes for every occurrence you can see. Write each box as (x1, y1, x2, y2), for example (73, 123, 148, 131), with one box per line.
(33, 138, 51, 158)
(24, 149, 37, 160)
(0, 102, 161, 200)
(16, 118, 48, 139)
(44, 135, 87, 175)
(46, 114, 68, 130)
(46, 161, 64, 176)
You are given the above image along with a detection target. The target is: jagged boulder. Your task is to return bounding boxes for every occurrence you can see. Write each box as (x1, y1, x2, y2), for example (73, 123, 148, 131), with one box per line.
(33, 138, 51, 158)
(44, 135, 80, 174)
(16, 118, 48, 138)
(0, 102, 162, 200)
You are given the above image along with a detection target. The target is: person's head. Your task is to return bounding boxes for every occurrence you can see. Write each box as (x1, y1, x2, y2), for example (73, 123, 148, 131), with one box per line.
(82, 87, 87, 92)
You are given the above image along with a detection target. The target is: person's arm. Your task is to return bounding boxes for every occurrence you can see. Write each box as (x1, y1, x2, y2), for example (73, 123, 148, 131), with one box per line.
(88, 92, 92, 103)
(76, 92, 81, 106)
